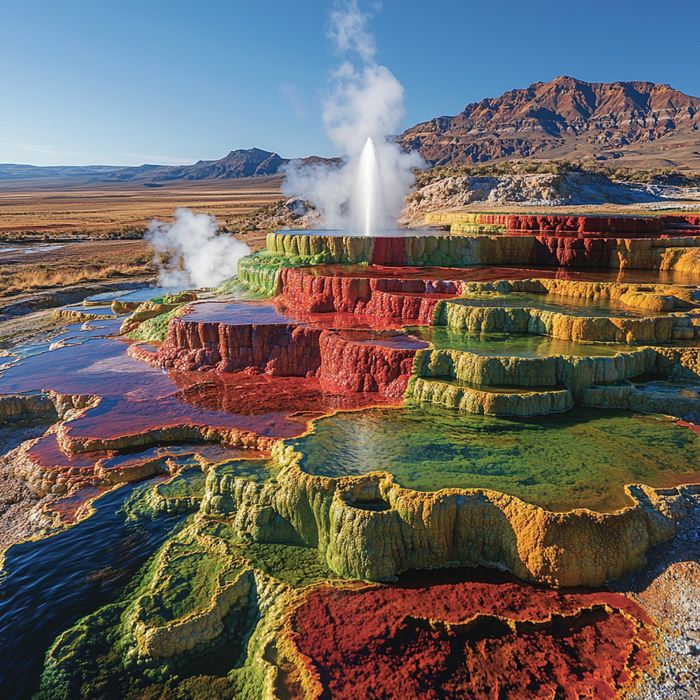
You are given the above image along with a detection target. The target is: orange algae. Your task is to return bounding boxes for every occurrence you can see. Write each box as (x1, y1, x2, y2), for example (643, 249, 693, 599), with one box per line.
(288, 569, 654, 700)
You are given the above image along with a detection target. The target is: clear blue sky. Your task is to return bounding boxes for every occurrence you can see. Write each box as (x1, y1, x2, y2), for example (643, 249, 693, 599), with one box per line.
(1, 0, 699, 166)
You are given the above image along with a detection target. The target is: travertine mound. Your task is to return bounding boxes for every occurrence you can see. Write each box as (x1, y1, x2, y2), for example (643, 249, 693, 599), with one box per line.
(200, 442, 699, 587)
(265, 229, 700, 272)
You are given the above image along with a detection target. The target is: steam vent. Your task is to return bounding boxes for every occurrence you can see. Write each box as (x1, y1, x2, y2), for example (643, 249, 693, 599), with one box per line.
(3, 211, 700, 699)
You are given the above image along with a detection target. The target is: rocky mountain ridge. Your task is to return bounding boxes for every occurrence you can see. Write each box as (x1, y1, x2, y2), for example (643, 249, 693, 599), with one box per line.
(0, 149, 340, 185)
(397, 76, 700, 170)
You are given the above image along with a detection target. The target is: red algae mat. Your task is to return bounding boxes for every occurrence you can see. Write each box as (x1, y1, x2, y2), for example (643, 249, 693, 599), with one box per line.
(0, 337, 396, 449)
(289, 569, 653, 700)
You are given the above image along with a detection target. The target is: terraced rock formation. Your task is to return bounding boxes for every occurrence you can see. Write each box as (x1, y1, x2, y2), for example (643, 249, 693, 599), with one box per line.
(3, 216, 700, 698)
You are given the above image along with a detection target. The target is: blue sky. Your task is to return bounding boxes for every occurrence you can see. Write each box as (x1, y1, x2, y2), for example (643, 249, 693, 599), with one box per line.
(1, 0, 699, 166)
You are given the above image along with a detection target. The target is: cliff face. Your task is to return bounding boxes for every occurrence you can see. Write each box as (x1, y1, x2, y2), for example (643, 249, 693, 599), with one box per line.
(398, 76, 700, 168)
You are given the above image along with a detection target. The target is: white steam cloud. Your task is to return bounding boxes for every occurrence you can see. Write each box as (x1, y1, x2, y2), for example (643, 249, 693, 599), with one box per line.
(146, 208, 250, 289)
(281, 0, 424, 230)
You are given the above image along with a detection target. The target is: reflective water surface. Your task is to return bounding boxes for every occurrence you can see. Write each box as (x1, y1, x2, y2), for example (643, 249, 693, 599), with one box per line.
(290, 405, 700, 513)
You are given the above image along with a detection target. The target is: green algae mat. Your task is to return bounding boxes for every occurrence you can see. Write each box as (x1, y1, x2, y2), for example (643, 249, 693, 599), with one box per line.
(407, 326, 630, 357)
(290, 405, 700, 513)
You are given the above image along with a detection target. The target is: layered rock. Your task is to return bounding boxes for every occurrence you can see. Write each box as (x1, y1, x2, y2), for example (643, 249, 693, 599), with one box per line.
(580, 380, 700, 422)
(318, 331, 424, 398)
(138, 302, 426, 399)
(12, 433, 175, 496)
(447, 212, 665, 236)
(406, 377, 574, 417)
(437, 300, 684, 344)
(120, 292, 197, 335)
(279, 266, 459, 323)
(0, 390, 99, 426)
(156, 314, 322, 376)
(265, 229, 700, 272)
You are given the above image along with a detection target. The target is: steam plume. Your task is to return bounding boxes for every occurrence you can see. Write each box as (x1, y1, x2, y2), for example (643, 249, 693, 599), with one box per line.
(146, 208, 250, 288)
(282, 0, 424, 230)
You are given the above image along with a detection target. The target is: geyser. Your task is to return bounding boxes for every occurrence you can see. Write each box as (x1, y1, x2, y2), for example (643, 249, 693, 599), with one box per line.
(281, 0, 424, 235)
(354, 136, 384, 236)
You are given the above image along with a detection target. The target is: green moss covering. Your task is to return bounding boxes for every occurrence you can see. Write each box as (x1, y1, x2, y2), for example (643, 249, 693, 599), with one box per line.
(135, 541, 226, 628)
(236, 253, 291, 297)
(126, 305, 188, 341)
(148, 292, 197, 305)
(35, 520, 263, 700)
(215, 276, 268, 299)
(156, 467, 207, 501)
(235, 541, 340, 588)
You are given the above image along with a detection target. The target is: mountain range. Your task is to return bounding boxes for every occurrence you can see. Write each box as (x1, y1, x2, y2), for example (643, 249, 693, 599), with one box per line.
(396, 76, 700, 169)
(0, 149, 340, 184)
(2, 77, 699, 184)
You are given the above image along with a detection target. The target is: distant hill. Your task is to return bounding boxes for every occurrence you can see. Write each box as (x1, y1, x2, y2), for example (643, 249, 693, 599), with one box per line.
(101, 148, 284, 182)
(397, 76, 700, 170)
(0, 164, 127, 181)
(0, 149, 341, 185)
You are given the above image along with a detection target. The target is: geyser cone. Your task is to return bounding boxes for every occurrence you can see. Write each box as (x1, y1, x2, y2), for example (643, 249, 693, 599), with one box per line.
(353, 137, 387, 236)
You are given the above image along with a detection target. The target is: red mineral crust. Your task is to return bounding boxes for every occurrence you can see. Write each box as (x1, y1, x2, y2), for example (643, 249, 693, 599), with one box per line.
(469, 213, 700, 237)
(289, 570, 653, 700)
(140, 298, 429, 397)
(506, 214, 662, 236)
(156, 315, 323, 376)
(297, 263, 699, 285)
(535, 236, 617, 267)
(279, 267, 460, 321)
(173, 370, 401, 415)
(371, 236, 409, 266)
(318, 331, 428, 397)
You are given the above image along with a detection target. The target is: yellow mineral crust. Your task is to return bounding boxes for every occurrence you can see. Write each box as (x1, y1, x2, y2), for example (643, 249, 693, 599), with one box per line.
(406, 378, 574, 417)
(200, 443, 699, 588)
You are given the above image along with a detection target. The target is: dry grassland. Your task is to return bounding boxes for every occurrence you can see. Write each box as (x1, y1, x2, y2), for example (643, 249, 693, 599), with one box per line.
(0, 175, 284, 237)
(0, 240, 154, 297)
